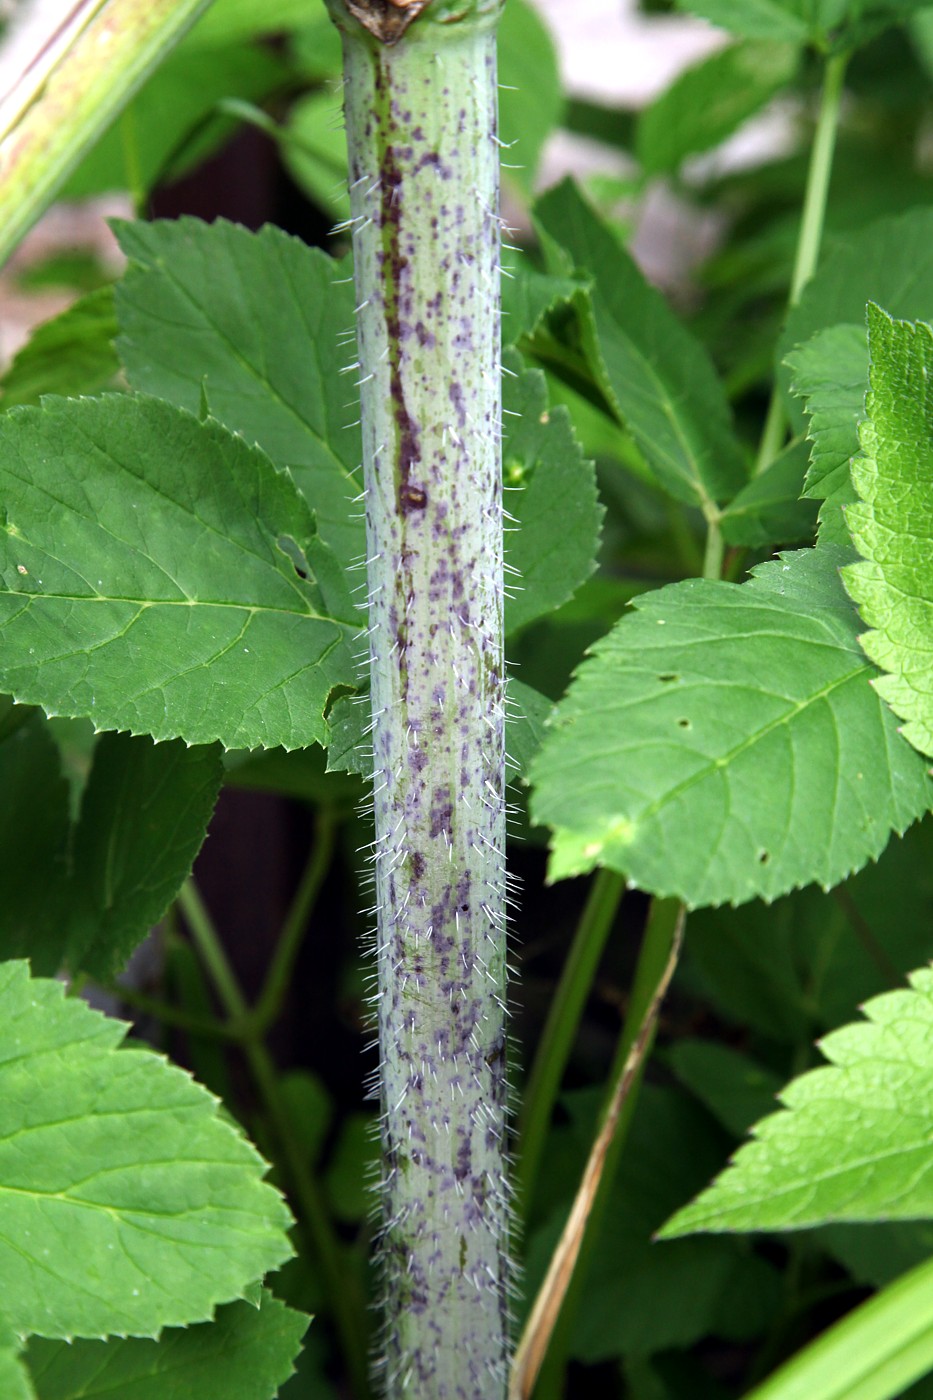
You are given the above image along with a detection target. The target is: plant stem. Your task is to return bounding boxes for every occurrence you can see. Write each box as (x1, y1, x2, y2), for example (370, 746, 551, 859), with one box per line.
(0, 0, 211, 268)
(179, 879, 372, 1400)
(517, 868, 625, 1216)
(248, 809, 337, 1038)
(753, 50, 848, 476)
(327, 2, 508, 1393)
(516, 898, 685, 1400)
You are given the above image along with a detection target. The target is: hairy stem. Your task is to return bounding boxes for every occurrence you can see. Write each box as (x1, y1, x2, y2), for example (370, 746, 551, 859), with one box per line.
(0, 0, 211, 268)
(327, 2, 509, 1394)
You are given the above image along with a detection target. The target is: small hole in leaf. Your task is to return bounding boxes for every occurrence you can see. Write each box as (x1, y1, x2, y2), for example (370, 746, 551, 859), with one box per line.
(277, 534, 313, 582)
(758, 850, 770, 864)
(658, 673, 679, 683)
(677, 718, 690, 729)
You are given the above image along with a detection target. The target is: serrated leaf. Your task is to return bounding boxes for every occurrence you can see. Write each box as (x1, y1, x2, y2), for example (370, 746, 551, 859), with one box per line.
(842, 306, 933, 759)
(0, 1317, 35, 1400)
(662, 966, 933, 1236)
(0, 964, 292, 1339)
(25, 1291, 308, 1400)
(502, 354, 601, 634)
(786, 322, 868, 544)
(0, 288, 119, 409)
(638, 41, 800, 176)
(530, 546, 933, 907)
(0, 394, 356, 750)
(719, 437, 817, 547)
(535, 180, 747, 510)
(113, 219, 364, 570)
(65, 733, 223, 979)
(782, 208, 933, 413)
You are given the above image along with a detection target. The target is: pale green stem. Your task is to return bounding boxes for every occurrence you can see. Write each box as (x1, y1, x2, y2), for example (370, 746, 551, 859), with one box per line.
(754, 50, 849, 476)
(328, 2, 509, 1394)
(0, 0, 212, 268)
(179, 879, 372, 1400)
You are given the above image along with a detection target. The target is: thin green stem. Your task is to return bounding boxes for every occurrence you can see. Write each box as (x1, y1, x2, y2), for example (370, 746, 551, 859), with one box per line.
(112, 982, 236, 1039)
(702, 515, 724, 581)
(248, 810, 336, 1039)
(754, 50, 849, 477)
(517, 868, 625, 1216)
(520, 899, 685, 1400)
(180, 879, 372, 1400)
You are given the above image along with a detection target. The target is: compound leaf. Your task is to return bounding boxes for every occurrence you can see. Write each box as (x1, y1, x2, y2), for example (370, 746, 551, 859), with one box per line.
(662, 966, 933, 1236)
(535, 180, 747, 511)
(0, 963, 292, 1340)
(530, 545, 932, 907)
(842, 306, 933, 760)
(0, 394, 356, 750)
(25, 1292, 308, 1400)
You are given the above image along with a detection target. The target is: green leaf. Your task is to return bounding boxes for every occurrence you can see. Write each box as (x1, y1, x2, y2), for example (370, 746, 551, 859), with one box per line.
(719, 437, 817, 547)
(782, 208, 933, 410)
(637, 41, 800, 175)
(0, 963, 292, 1339)
(524, 1088, 780, 1360)
(530, 545, 933, 907)
(741, 1252, 933, 1400)
(0, 394, 356, 750)
(503, 355, 602, 635)
(0, 1318, 35, 1400)
(670, 1041, 783, 1139)
(686, 814, 933, 1042)
(0, 288, 119, 409)
(0, 717, 221, 979)
(195, 0, 328, 43)
(500, 257, 580, 347)
(663, 965, 933, 1236)
(113, 218, 364, 570)
(65, 733, 223, 979)
(677, 0, 925, 46)
(25, 1292, 308, 1400)
(62, 43, 285, 200)
(0, 714, 71, 973)
(496, 0, 563, 196)
(535, 180, 747, 510)
(842, 306, 933, 759)
(786, 323, 868, 545)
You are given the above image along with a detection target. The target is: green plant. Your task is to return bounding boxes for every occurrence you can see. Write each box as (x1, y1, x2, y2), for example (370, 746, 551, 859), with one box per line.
(2, 0, 933, 1397)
